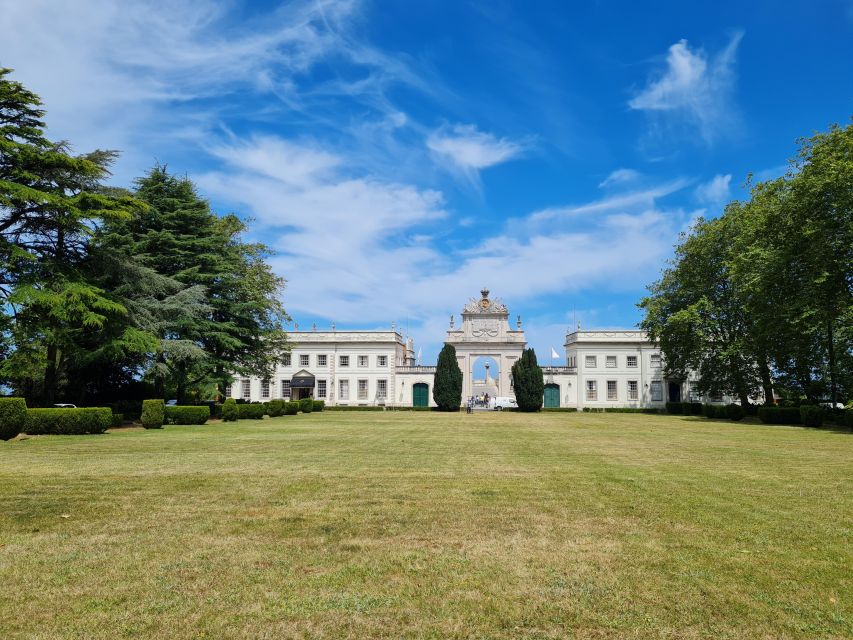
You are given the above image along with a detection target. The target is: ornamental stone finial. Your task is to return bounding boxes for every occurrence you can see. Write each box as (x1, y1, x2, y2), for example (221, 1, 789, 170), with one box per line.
(331, 321, 336, 331)
(517, 314, 522, 329)
(481, 287, 489, 300)
(449, 314, 455, 328)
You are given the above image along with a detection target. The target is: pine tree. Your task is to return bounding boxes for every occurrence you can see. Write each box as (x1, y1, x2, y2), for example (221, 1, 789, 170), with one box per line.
(433, 343, 462, 411)
(512, 348, 544, 412)
(0, 68, 143, 403)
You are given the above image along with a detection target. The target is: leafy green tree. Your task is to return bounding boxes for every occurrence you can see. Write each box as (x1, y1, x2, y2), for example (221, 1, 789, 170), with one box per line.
(433, 343, 462, 411)
(639, 214, 764, 406)
(511, 347, 544, 412)
(0, 68, 142, 404)
(105, 166, 288, 402)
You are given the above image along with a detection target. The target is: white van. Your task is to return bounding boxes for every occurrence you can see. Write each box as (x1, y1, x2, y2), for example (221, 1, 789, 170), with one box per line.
(490, 396, 517, 411)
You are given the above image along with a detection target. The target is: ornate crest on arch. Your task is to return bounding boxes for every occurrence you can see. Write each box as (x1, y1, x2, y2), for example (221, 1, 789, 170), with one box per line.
(463, 288, 508, 314)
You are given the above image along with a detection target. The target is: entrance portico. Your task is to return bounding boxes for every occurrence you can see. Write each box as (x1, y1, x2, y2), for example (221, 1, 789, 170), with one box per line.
(445, 289, 526, 401)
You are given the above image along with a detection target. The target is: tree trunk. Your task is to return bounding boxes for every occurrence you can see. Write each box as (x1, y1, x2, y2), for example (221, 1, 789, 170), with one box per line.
(43, 343, 58, 405)
(826, 319, 837, 407)
(758, 355, 774, 406)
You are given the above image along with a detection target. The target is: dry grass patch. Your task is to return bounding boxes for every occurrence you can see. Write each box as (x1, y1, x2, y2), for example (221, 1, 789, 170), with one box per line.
(0, 411, 850, 638)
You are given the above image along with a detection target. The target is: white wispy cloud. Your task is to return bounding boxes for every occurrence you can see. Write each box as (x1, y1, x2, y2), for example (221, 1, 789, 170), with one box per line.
(427, 124, 524, 180)
(599, 168, 641, 188)
(629, 32, 743, 144)
(695, 173, 732, 205)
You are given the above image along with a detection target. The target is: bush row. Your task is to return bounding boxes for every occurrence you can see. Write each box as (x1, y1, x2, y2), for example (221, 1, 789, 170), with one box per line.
(666, 402, 705, 415)
(165, 405, 210, 425)
(26, 407, 112, 435)
(581, 407, 661, 414)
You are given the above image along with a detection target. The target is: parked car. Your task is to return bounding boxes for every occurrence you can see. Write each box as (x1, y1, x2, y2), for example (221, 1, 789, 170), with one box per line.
(490, 396, 517, 411)
(166, 399, 178, 406)
(53, 403, 77, 408)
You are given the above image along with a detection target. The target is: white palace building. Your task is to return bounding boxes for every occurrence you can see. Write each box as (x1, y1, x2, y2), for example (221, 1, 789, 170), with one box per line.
(229, 289, 713, 409)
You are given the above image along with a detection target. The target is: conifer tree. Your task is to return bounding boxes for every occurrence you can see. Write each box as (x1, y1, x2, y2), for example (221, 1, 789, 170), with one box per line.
(512, 348, 544, 412)
(433, 343, 462, 411)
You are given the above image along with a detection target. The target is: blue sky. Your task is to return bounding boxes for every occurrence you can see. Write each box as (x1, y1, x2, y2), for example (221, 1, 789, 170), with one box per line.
(1, 0, 851, 363)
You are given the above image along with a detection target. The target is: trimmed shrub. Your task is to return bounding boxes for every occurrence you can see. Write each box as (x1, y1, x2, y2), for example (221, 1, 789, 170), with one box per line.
(25, 407, 111, 435)
(238, 403, 265, 420)
(758, 406, 802, 425)
(726, 404, 744, 421)
(222, 398, 239, 422)
(799, 405, 824, 428)
(141, 399, 165, 429)
(111, 412, 124, 428)
(541, 407, 579, 412)
(267, 399, 285, 417)
(312, 400, 325, 412)
(512, 348, 544, 412)
(0, 397, 27, 441)
(434, 343, 463, 411)
(702, 404, 727, 419)
(165, 405, 210, 425)
(285, 401, 300, 415)
(665, 402, 683, 414)
(743, 403, 759, 417)
(299, 397, 313, 413)
(687, 402, 703, 415)
(843, 410, 853, 429)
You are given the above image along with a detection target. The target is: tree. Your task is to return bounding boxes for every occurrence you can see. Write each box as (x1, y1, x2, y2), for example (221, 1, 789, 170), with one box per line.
(0, 68, 143, 404)
(512, 347, 544, 412)
(639, 214, 764, 406)
(104, 166, 288, 402)
(433, 343, 462, 411)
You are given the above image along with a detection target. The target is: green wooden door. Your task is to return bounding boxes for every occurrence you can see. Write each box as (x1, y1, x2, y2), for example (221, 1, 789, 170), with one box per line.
(413, 383, 429, 407)
(543, 384, 560, 408)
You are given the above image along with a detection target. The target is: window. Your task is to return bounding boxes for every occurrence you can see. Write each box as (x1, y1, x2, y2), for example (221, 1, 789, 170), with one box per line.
(689, 382, 701, 402)
(299, 354, 310, 367)
(651, 353, 662, 368)
(377, 379, 387, 399)
(586, 379, 597, 401)
(585, 355, 597, 368)
(378, 355, 388, 367)
(317, 354, 327, 367)
(224, 383, 232, 397)
(339, 379, 349, 400)
(650, 380, 663, 401)
(281, 380, 291, 398)
(282, 353, 291, 366)
(261, 379, 270, 399)
(627, 355, 637, 368)
(358, 355, 368, 367)
(628, 380, 638, 401)
(241, 379, 250, 399)
(358, 379, 368, 400)
(606, 355, 617, 368)
(317, 380, 327, 398)
(607, 380, 617, 400)
(339, 355, 349, 367)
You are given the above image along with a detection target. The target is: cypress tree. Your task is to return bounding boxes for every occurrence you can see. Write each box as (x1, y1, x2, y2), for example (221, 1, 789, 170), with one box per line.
(512, 348, 544, 412)
(433, 343, 462, 411)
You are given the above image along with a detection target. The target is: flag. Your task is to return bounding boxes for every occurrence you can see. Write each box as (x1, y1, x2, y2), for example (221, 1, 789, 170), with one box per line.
(551, 347, 560, 360)
(417, 347, 422, 363)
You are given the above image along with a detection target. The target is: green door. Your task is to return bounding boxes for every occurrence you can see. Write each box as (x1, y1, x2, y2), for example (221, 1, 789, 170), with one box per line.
(544, 384, 560, 408)
(413, 383, 429, 407)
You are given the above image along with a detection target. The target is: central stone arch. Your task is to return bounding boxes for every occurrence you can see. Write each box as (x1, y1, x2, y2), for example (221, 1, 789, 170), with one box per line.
(445, 289, 527, 402)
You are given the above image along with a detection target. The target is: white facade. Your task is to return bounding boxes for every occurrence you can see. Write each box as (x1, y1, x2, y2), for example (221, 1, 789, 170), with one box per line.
(231, 290, 720, 408)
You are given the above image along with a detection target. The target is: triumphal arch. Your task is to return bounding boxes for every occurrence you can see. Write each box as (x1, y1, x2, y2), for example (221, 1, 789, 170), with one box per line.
(445, 289, 527, 400)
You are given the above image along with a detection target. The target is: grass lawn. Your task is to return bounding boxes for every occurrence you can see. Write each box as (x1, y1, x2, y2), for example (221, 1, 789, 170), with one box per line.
(0, 412, 851, 639)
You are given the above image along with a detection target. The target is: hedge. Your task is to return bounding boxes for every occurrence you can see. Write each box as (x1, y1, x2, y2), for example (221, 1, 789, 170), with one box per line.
(799, 405, 824, 428)
(222, 398, 239, 422)
(299, 398, 313, 413)
(726, 404, 744, 421)
(141, 399, 165, 429)
(165, 405, 210, 425)
(238, 403, 266, 420)
(702, 404, 727, 419)
(541, 407, 579, 412)
(282, 401, 298, 415)
(665, 402, 683, 414)
(582, 407, 661, 413)
(758, 406, 802, 425)
(0, 397, 27, 441)
(25, 407, 112, 435)
(267, 399, 285, 417)
(312, 400, 325, 412)
(325, 406, 384, 411)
